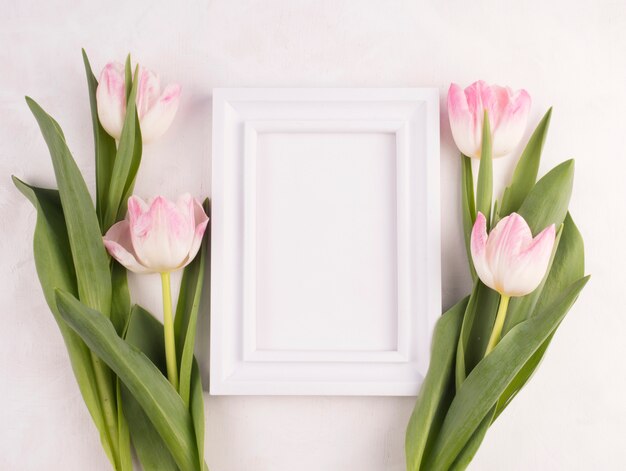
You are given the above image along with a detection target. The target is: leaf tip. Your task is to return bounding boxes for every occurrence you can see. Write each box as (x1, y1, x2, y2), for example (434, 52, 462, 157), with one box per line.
(24, 96, 43, 115)
(551, 158, 575, 178)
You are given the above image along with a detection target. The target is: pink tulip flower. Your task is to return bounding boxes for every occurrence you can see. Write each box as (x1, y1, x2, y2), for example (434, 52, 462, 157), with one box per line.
(103, 193, 207, 389)
(448, 81, 531, 159)
(471, 211, 555, 298)
(103, 194, 208, 274)
(96, 62, 181, 143)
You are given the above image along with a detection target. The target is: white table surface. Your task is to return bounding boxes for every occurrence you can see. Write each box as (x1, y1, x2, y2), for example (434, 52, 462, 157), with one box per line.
(1, 1, 624, 469)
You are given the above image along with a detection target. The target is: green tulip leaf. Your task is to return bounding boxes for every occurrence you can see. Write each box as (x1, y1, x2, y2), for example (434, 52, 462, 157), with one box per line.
(499, 158, 576, 336)
(448, 407, 495, 471)
(190, 360, 206, 469)
(12, 177, 118, 466)
(405, 297, 469, 471)
(103, 64, 142, 230)
(424, 275, 589, 471)
(175, 199, 210, 408)
(81, 49, 117, 228)
(55, 290, 200, 471)
(495, 213, 585, 418)
(517, 159, 574, 235)
(455, 282, 500, 385)
(116, 378, 133, 471)
(499, 108, 552, 217)
(533, 213, 585, 314)
(122, 305, 178, 471)
(110, 261, 132, 337)
(476, 112, 493, 229)
(24, 99, 121, 465)
(25, 97, 112, 318)
(124, 54, 132, 101)
(460, 155, 477, 280)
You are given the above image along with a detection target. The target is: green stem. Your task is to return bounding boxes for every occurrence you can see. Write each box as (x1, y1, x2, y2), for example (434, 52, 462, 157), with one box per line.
(161, 272, 179, 390)
(485, 294, 510, 356)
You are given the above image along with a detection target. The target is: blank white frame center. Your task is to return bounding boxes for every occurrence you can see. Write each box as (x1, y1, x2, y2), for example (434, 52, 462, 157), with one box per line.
(211, 88, 440, 396)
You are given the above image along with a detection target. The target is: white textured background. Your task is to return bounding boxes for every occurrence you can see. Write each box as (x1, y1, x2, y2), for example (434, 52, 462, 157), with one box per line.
(1, 1, 625, 470)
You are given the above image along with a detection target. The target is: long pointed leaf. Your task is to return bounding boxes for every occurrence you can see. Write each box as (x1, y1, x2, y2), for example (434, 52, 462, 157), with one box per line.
(495, 213, 584, 417)
(425, 276, 589, 470)
(25, 97, 120, 464)
(26, 97, 112, 316)
(499, 108, 552, 217)
(12, 177, 116, 466)
(455, 281, 478, 388)
(517, 159, 574, 235)
(533, 213, 585, 314)
(123, 305, 178, 471)
(124, 55, 132, 101)
(475, 112, 492, 228)
(116, 379, 133, 471)
(405, 297, 469, 471)
(175, 199, 210, 407)
(448, 407, 495, 471)
(56, 291, 200, 471)
(190, 361, 206, 470)
(81, 49, 117, 227)
(497, 158, 575, 338)
(455, 282, 500, 384)
(103, 65, 142, 230)
(110, 262, 131, 336)
(460, 155, 477, 280)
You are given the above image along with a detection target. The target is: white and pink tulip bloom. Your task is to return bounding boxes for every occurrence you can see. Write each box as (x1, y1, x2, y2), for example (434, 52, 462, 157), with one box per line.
(471, 212, 556, 297)
(448, 81, 531, 159)
(96, 62, 181, 143)
(103, 194, 208, 274)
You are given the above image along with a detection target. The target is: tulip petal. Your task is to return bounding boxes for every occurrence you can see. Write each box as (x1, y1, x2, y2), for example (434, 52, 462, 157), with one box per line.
(135, 67, 162, 119)
(466, 81, 490, 155)
(500, 224, 556, 296)
(491, 89, 531, 157)
(470, 212, 496, 290)
(96, 62, 126, 140)
(130, 195, 195, 272)
(139, 83, 181, 143)
(103, 220, 152, 274)
(183, 199, 209, 268)
(471, 210, 556, 297)
(485, 213, 534, 293)
(448, 83, 480, 158)
(127, 195, 149, 227)
(448, 80, 531, 159)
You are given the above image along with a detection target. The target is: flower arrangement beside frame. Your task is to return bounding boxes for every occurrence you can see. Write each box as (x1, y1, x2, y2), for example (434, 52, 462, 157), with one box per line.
(405, 81, 588, 470)
(13, 51, 209, 471)
(13, 50, 588, 471)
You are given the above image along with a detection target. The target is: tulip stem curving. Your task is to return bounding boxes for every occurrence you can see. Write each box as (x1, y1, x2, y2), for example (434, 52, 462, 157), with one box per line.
(485, 294, 510, 356)
(161, 272, 179, 390)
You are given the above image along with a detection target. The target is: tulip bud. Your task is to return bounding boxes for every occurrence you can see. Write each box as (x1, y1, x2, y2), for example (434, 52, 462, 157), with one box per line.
(448, 81, 531, 159)
(96, 62, 181, 143)
(103, 194, 208, 274)
(471, 212, 555, 297)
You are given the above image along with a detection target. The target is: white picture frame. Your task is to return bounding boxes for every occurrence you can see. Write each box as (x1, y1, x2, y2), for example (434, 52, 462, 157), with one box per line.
(210, 88, 440, 396)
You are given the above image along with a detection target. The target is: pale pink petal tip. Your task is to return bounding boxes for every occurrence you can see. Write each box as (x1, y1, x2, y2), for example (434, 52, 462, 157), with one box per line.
(103, 221, 152, 274)
(470, 212, 488, 254)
